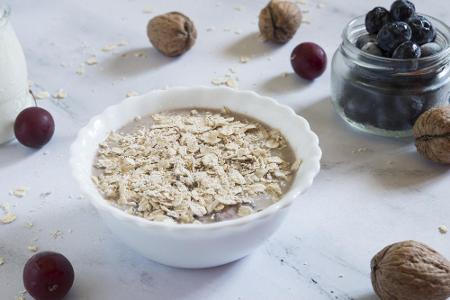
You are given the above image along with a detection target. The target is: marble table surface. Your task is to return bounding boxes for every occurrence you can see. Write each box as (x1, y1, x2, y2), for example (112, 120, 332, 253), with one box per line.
(1, 0, 449, 299)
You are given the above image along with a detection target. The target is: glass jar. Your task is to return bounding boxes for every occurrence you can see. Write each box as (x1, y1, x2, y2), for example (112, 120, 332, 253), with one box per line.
(331, 15, 450, 138)
(0, 5, 33, 144)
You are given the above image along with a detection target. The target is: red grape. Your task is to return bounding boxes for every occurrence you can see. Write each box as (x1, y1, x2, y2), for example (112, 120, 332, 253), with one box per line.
(290, 42, 327, 80)
(14, 107, 55, 148)
(23, 251, 74, 300)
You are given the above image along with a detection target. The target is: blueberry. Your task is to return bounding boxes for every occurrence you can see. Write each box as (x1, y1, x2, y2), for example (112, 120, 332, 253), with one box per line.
(343, 97, 374, 125)
(420, 42, 442, 57)
(390, 0, 416, 21)
(365, 7, 391, 34)
(361, 42, 384, 56)
(372, 97, 409, 130)
(377, 22, 412, 54)
(340, 82, 379, 125)
(392, 41, 421, 59)
(408, 15, 436, 45)
(393, 96, 424, 127)
(356, 34, 377, 49)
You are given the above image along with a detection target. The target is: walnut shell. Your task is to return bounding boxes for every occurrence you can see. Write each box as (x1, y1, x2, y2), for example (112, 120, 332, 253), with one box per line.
(147, 12, 197, 57)
(413, 106, 450, 164)
(371, 240, 450, 300)
(258, 0, 302, 43)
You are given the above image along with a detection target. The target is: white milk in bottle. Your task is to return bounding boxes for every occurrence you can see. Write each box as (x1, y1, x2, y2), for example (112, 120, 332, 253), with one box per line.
(0, 5, 33, 144)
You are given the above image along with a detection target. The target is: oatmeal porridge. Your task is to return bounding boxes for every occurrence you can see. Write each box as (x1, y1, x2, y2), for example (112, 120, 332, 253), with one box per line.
(91, 108, 301, 224)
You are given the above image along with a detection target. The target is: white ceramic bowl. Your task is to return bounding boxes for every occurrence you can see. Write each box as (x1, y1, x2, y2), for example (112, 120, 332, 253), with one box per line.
(70, 86, 321, 268)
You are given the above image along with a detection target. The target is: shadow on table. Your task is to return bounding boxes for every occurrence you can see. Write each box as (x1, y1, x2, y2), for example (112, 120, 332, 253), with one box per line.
(141, 258, 244, 299)
(297, 97, 449, 189)
(259, 73, 309, 95)
(352, 293, 379, 300)
(223, 32, 280, 59)
(68, 249, 245, 300)
(102, 47, 173, 78)
(0, 140, 35, 168)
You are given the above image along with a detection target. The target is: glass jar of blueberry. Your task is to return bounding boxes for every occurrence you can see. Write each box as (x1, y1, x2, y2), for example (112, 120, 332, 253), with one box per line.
(331, 0, 450, 137)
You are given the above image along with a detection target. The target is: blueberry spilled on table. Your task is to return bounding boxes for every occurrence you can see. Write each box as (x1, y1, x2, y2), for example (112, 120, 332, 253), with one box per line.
(359, 0, 439, 59)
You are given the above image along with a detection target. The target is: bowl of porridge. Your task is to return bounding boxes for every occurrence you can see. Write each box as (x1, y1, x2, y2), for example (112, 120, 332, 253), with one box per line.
(70, 86, 321, 268)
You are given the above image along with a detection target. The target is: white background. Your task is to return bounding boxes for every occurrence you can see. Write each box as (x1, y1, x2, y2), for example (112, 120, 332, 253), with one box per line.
(1, 0, 449, 299)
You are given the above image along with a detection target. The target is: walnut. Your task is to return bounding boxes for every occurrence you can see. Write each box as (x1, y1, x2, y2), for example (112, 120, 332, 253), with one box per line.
(147, 12, 197, 57)
(371, 240, 450, 300)
(413, 106, 450, 164)
(258, 0, 302, 43)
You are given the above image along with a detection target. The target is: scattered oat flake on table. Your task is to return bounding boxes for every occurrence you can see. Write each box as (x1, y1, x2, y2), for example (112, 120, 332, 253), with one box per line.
(101, 43, 120, 52)
(35, 91, 50, 100)
(52, 89, 67, 100)
(206, 26, 216, 32)
(1, 211, 16, 224)
(24, 222, 33, 229)
(0, 257, 4, 265)
(28, 245, 38, 253)
(211, 78, 223, 86)
(12, 187, 28, 198)
(126, 91, 139, 98)
(85, 56, 98, 65)
(225, 78, 237, 88)
(439, 225, 448, 234)
(142, 6, 153, 14)
(211, 75, 238, 88)
(134, 51, 146, 58)
(234, 5, 244, 11)
(1, 203, 16, 223)
(76, 63, 85, 75)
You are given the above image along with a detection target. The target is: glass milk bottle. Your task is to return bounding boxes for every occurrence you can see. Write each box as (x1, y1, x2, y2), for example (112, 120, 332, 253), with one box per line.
(0, 5, 33, 144)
